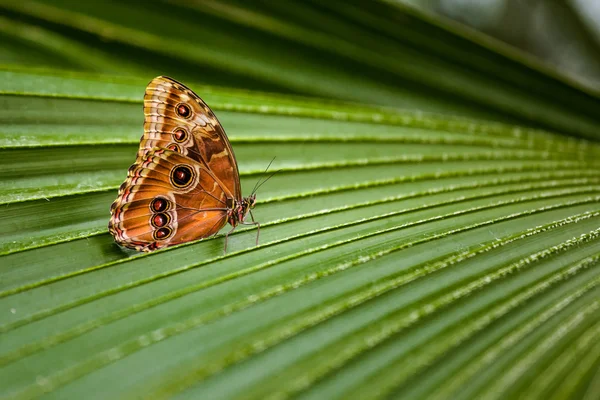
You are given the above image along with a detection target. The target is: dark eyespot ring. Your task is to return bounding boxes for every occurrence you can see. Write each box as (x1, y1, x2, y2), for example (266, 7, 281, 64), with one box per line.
(176, 103, 191, 118)
(151, 213, 170, 228)
(150, 197, 169, 212)
(173, 128, 187, 142)
(154, 227, 172, 240)
(167, 143, 181, 153)
(170, 165, 194, 188)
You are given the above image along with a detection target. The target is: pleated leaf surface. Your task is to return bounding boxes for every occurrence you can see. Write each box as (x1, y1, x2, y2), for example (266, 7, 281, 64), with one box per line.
(1, 1, 600, 399)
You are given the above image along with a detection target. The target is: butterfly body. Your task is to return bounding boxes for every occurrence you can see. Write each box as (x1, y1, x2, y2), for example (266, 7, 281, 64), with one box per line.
(227, 194, 257, 227)
(109, 76, 258, 252)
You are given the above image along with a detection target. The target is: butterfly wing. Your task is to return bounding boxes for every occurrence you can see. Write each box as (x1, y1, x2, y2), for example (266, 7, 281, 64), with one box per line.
(142, 76, 241, 200)
(109, 148, 229, 252)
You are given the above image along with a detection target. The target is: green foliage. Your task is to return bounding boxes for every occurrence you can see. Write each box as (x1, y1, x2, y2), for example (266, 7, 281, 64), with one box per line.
(1, 1, 599, 399)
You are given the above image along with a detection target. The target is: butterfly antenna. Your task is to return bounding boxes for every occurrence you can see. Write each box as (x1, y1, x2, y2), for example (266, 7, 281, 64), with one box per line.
(251, 157, 277, 195)
(252, 169, 281, 195)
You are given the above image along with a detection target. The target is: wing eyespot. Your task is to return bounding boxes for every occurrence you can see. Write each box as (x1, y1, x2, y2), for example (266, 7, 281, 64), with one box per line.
(150, 197, 170, 212)
(171, 165, 195, 189)
(151, 213, 170, 228)
(154, 227, 173, 240)
(172, 127, 188, 142)
(167, 143, 181, 153)
(176, 103, 192, 119)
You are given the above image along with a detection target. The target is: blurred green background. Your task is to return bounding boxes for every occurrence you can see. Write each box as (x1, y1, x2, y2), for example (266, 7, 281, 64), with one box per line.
(1, 1, 600, 399)
(414, 0, 600, 90)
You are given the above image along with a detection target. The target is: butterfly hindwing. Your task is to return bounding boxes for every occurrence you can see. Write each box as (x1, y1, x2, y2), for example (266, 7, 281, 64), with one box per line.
(109, 148, 230, 251)
(142, 76, 241, 199)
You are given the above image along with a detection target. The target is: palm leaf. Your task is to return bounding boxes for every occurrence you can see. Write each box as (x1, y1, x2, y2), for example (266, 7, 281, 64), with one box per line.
(1, 1, 599, 399)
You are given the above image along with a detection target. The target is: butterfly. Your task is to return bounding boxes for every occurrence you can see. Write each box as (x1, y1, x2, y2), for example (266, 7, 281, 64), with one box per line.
(109, 76, 261, 252)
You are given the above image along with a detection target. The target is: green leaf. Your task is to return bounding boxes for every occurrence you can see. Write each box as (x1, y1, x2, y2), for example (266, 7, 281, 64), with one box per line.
(1, 2, 600, 399)
(2, 0, 600, 138)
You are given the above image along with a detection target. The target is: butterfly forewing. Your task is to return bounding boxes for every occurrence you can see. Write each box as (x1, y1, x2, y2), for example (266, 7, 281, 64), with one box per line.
(142, 76, 241, 199)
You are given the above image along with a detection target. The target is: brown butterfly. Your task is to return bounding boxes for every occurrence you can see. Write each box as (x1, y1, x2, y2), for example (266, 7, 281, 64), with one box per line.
(109, 76, 260, 252)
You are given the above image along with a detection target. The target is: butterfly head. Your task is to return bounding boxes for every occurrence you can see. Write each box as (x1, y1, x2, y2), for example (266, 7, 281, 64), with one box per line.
(246, 193, 257, 209)
(239, 194, 256, 220)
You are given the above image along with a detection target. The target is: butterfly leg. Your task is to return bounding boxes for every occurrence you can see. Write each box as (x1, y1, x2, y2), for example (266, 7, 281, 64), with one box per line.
(241, 209, 260, 246)
(224, 225, 237, 254)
